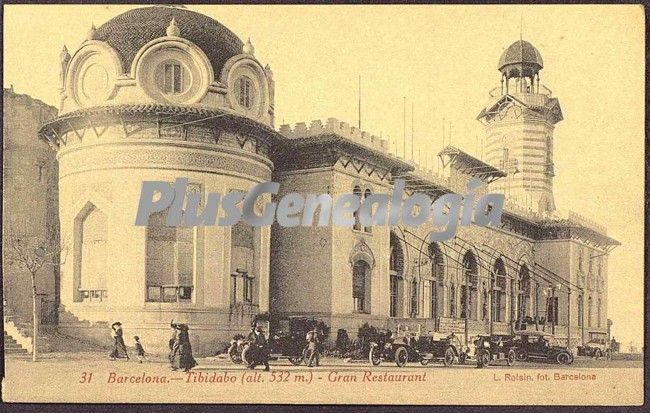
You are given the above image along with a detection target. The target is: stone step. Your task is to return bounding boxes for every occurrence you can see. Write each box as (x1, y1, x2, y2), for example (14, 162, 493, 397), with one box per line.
(5, 347, 28, 354)
(3, 329, 29, 354)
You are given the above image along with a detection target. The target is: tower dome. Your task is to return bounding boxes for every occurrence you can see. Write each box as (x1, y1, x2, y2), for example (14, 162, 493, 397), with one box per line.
(94, 6, 244, 79)
(498, 40, 543, 79)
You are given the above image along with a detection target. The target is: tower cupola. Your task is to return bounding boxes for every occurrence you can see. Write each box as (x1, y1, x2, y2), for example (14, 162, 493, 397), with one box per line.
(498, 40, 544, 94)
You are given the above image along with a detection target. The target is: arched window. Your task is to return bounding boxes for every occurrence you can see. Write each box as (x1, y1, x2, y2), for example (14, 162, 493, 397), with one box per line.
(353, 260, 371, 313)
(449, 284, 456, 318)
(492, 258, 507, 322)
(577, 295, 584, 327)
(482, 289, 489, 320)
(235, 76, 255, 109)
(462, 251, 478, 320)
(429, 243, 444, 320)
(410, 278, 419, 317)
(146, 210, 194, 302)
(588, 296, 593, 327)
(597, 298, 602, 328)
(363, 189, 372, 233)
(77, 205, 108, 302)
(231, 221, 257, 306)
(162, 61, 184, 94)
(352, 186, 362, 231)
(389, 232, 404, 318)
(517, 265, 530, 322)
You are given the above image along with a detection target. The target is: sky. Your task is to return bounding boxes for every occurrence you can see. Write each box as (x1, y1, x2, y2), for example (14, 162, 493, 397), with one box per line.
(3, 4, 645, 348)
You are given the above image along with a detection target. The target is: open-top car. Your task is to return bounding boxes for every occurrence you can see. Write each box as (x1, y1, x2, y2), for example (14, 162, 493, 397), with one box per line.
(368, 325, 462, 367)
(577, 332, 611, 360)
(415, 332, 464, 367)
(513, 330, 573, 365)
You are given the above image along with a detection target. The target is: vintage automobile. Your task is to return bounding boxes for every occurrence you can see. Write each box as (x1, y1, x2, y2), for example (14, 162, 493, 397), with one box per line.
(513, 330, 573, 365)
(473, 334, 517, 367)
(240, 314, 327, 366)
(368, 325, 462, 367)
(577, 332, 612, 360)
(415, 332, 464, 367)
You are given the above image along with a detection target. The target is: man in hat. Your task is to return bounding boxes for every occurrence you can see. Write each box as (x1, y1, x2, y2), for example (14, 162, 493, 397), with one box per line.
(110, 321, 129, 360)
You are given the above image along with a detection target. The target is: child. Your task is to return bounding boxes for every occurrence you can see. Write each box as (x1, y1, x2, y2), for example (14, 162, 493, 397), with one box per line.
(134, 336, 146, 363)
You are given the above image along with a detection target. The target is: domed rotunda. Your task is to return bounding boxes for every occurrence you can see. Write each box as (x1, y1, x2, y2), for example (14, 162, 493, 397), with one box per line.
(39, 6, 281, 354)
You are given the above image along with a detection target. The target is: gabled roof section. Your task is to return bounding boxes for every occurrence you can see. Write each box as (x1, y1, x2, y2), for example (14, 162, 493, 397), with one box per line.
(438, 145, 507, 183)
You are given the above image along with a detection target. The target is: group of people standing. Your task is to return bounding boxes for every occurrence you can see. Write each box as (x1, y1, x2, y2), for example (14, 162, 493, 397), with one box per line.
(108, 320, 197, 372)
(110, 320, 325, 371)
(244, 324, 323, 371)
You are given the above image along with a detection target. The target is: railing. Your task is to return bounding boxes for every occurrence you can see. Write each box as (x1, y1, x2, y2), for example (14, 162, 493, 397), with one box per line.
(146, 285, 193, 303)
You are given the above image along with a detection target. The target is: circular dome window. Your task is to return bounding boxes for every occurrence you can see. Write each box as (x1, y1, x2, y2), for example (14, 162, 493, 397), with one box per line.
(234, 76, 256, 110)
(155, 60, 191, 96)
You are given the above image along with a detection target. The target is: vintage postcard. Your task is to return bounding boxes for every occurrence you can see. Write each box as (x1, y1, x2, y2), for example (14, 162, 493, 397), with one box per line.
(2, 3, 645, 406)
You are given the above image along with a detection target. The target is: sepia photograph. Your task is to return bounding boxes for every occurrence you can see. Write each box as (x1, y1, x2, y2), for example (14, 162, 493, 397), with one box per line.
(1, 3, 645, 406)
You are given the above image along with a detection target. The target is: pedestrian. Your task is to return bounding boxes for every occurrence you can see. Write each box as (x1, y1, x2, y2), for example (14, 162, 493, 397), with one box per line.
(170, 322, 198, 372)
(109, 322, 129, 360)
(134, 336, 146, 363)
(248, 325, 270, 371)
(307, 327, 320, 367)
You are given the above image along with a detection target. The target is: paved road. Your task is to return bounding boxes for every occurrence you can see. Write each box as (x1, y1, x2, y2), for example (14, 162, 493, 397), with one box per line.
(3, 352, 643, 404)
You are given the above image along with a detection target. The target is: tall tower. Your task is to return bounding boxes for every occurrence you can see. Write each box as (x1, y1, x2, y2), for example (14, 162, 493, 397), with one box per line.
(477, 40, 563, 213)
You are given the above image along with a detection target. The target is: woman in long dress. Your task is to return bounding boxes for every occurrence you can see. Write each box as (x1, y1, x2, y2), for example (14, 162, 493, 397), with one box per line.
(170, 322, 197, 372)
(109, 321, 129, 360)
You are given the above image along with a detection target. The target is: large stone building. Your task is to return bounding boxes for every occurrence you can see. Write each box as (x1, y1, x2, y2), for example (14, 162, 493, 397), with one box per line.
(3, 87, 59, 326)
(27, 6, 618, 354)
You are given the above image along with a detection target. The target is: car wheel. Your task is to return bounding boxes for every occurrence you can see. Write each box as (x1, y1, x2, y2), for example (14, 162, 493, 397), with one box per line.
(481, 351, 491, 367)
(369, 346, 382, 366)
(443, 347, 455, 367)
(395, 347, 408, 367)
(240, 345, 251, 366)
(507, 349, 516, 366)
(557, 352, 572, 365)
(229, 345, 242, 364)
(516, 349, 527, 361)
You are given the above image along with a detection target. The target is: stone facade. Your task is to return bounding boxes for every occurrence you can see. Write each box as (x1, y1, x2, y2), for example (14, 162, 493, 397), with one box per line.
(3, 88, 59, 326)
(5, 7, 616, 356)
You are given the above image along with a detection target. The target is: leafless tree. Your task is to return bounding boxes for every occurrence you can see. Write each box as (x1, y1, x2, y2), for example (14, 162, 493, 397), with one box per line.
(5, 230, 68, 361)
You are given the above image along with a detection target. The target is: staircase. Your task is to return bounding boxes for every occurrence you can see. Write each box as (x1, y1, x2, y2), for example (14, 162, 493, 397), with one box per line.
(4, 330, 29, 356)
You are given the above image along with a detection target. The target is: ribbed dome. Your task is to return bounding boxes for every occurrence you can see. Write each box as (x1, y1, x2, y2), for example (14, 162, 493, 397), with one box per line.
(94, 6, 243, 79)
(498, 40, 544, 72)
